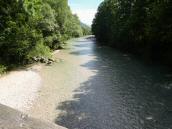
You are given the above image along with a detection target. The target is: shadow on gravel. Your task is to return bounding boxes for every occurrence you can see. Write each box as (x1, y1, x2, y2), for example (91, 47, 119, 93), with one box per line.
(55, 38, 172, 129)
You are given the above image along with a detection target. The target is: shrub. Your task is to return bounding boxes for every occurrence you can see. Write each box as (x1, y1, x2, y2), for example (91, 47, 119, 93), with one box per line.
(27, 40, 51, 60)
(0, 64, 7, 74)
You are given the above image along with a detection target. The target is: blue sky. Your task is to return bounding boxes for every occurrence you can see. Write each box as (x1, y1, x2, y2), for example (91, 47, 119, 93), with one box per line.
(68, 0, 104, 25)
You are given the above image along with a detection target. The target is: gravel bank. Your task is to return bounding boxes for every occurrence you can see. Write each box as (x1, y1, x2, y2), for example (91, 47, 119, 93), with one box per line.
(0, 68, 41, 112)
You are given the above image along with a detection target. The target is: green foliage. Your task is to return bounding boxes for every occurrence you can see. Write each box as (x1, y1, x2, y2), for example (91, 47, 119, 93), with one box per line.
(0, 64, 6, 74)
(81, 23, 92, 35)
(64, 15, 83, 38)
(92, 0, 172, 64)
(27, 40, 51, 59)
(0, 0, 88, 68)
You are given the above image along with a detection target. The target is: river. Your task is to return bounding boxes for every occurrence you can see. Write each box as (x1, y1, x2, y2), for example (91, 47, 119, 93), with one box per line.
(30, 36, 172, 129)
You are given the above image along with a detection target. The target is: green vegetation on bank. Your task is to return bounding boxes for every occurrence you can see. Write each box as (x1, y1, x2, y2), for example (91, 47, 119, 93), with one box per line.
(0, 0, 91, 73)
(92, 0, 172, 65)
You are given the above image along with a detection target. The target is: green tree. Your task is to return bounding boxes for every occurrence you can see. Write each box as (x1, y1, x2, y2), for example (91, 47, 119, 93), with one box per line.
(0, 0, 88, 70)
(92, 0, 172, 65)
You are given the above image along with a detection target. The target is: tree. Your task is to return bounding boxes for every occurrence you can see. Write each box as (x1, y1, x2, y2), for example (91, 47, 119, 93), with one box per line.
(92, 0, 172, 65)
(0, 0, 88, 69)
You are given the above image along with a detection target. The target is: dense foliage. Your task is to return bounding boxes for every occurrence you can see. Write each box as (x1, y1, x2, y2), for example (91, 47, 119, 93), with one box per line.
(92, 0, 172, 65)
(81, 23, 92, 36)
(0, 0, 91, 70)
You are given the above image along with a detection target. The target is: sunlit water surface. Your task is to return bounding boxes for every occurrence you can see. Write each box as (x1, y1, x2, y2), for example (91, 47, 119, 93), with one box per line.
(52, 36, 172, 129)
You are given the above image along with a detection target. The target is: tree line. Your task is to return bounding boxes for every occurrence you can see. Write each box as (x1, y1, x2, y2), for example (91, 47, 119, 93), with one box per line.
(0, 0, 91, 73)
(92, 0, 172, 65)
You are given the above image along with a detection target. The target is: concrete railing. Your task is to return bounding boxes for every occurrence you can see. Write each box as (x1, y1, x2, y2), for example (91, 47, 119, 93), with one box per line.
(0, 104, 67, 129)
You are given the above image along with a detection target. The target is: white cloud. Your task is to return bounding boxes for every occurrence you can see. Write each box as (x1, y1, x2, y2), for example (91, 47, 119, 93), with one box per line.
(71, 8, 97, 25)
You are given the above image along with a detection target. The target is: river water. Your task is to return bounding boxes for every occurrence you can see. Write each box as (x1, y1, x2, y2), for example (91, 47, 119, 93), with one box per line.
(47, 36, 172, 129)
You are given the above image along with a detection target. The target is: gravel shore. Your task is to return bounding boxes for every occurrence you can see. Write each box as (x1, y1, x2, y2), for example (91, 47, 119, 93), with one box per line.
(0, 63, 67, 129)
(0, 67, 41, 112)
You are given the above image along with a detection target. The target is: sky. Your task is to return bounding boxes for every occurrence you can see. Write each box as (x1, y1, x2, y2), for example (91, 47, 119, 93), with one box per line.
(68, 0, 104, 26)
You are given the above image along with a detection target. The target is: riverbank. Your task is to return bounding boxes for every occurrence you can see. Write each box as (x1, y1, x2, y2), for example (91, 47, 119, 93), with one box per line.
(0, 54, 67, 129)
(0, 48, 63, 113)
(0, 49, 62, 112)
(0, 64, 42, 112)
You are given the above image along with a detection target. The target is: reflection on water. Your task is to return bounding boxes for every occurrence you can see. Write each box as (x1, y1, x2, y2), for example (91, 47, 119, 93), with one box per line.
(55, 37, 172, 129)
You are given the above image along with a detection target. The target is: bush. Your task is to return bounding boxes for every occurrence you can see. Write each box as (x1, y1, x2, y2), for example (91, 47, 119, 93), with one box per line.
(0, 64, 7, 74)
(0, 0, 85, 67)
(27, 40, 51, 60)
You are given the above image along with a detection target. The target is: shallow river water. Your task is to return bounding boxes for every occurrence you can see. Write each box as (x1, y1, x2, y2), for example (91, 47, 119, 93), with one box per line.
(37, 36, 172, 129)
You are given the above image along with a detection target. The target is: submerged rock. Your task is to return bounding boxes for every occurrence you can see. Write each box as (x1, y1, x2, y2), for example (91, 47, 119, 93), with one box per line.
(146, 116, 153, 120)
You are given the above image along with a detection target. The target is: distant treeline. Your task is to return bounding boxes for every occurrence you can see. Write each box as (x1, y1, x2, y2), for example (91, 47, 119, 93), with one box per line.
(92, 0, 172, 65)
(0, 0, 91, 72)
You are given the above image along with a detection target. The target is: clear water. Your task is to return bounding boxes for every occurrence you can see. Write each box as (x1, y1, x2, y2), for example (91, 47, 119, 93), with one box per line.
(55, 36, 172, 129)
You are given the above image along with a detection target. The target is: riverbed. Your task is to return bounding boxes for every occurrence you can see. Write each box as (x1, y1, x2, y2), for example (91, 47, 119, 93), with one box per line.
(0, 67, 41, 112)
(29, 36, 172, 129)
